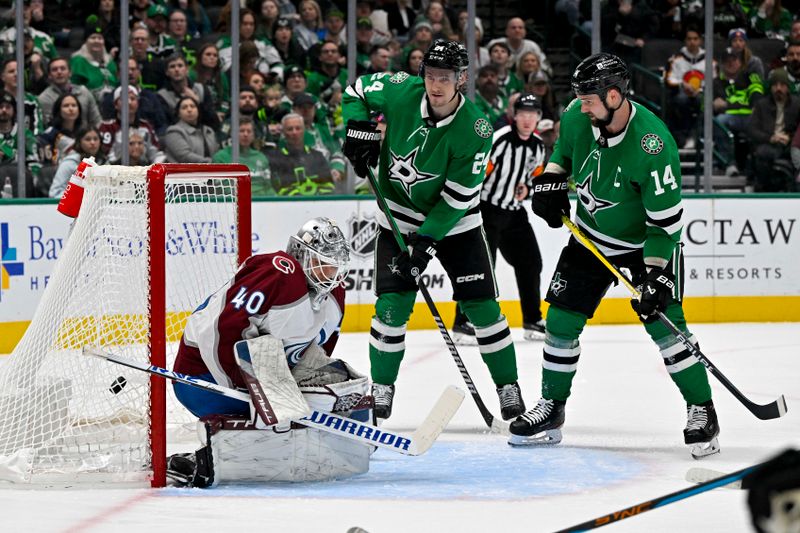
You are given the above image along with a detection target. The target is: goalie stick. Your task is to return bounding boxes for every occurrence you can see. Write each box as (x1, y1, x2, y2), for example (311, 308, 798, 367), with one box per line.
(562, 216, 788, 421)
(84, 346, 464, 456)
(553, 463, 760, 532)
(365, 166, 510, 436)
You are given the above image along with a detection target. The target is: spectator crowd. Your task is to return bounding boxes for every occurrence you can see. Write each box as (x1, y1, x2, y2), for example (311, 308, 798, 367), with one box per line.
(0, 0, 799, 197)
(623, 0, 800, 191)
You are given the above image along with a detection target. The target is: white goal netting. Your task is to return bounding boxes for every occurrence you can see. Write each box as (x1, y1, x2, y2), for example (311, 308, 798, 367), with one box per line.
(0, 164, 248, 486)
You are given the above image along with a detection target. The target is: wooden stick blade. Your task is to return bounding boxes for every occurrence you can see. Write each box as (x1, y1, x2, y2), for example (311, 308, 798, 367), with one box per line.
(407, 385, 465, 455)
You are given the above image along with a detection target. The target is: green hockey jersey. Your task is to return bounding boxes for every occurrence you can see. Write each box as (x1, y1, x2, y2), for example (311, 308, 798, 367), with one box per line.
(342, 71, 493, 241)
(550, 99, 683, 265)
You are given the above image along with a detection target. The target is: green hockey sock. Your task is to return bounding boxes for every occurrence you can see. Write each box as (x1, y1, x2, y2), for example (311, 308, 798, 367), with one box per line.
(369, 291, 416, 385)
(461, 299, 517, 385)
(540, 306, 586, 401)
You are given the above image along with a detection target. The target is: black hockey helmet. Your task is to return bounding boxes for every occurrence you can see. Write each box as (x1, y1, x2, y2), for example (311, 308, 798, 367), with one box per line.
(419, 39, 469, 78)
(514, 92, 542, 114)
(571, 53, 630, 99)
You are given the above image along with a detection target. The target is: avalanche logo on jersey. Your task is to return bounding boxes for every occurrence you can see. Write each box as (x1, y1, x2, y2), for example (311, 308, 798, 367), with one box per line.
(273, 255, 296, 274)
(576, 174, 618, 222)
(388, 147, 439, 197)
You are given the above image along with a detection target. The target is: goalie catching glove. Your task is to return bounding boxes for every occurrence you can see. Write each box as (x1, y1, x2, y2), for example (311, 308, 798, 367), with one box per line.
(343, 120, 381, 178)
(531, 172, 570, 228)
(631, 267, 675, 323)
(392, 233, 437, 283)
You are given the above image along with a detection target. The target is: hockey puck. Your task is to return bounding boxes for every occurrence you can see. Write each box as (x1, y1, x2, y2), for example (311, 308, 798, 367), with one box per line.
(109, 376, 127, 394)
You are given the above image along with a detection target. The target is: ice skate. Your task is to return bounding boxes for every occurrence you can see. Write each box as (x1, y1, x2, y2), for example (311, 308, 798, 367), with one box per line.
(166, 453, 195, 486)
(507, 398, 566, 446)
(451, 322, 477, 346)
(166, 448, 213, 487)
(372, 383, 395, 420)
(684, 401, 720, 459)
(522, 319, 546, 341)
(496, 381, 526, 420)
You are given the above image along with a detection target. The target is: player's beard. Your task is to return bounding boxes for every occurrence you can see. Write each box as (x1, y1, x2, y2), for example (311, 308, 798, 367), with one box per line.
(588, 113, 608, 127)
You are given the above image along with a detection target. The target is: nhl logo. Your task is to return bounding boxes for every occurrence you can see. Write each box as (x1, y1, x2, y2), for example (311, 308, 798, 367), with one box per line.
(347, 213, 379, 258)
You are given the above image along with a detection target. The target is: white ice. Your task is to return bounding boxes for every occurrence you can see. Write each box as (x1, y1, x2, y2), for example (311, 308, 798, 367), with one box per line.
(2, 322, 798, 533)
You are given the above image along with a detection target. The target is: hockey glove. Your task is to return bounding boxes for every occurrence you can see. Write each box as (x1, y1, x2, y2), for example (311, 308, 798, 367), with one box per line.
(392, 233, 437, 283)
(531, 172, 570, 228)
(631, 268, 675, 323)
(343, 120, 381, 178)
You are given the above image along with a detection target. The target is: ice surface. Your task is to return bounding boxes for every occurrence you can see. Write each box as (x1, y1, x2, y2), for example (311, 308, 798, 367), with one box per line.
(1, 323, 797, 532)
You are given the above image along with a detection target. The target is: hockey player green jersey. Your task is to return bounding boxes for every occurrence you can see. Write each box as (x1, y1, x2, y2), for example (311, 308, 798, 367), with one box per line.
(342, 71, 493, 241)
(550, 98, 683, 265)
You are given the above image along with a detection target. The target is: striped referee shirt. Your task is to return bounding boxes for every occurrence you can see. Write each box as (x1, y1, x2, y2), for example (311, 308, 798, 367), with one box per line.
(480, 124, 546, 210)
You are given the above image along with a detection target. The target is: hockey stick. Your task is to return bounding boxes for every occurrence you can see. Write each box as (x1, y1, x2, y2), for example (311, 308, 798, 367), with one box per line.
(562, 216, 788, 421)
(685, 467, 743, 489)
(553, 463, 759, 532)
(84, 346, 464, 456)
(364, 166, 510, 435)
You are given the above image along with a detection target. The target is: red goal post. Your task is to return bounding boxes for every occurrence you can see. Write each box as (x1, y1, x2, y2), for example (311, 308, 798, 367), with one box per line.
(0, 163, 251, 487)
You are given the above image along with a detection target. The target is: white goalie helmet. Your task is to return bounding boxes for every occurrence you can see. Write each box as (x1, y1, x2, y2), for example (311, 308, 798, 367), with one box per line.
(287, 217, 350, 307)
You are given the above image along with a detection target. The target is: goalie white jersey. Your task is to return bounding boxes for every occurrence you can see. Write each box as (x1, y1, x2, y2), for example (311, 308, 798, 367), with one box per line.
(174, 251, 345, 389)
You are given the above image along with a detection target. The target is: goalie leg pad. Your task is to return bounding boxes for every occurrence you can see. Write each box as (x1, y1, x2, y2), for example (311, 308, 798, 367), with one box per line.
(199, 414, 370, 484)
(235, 336, 311, 426)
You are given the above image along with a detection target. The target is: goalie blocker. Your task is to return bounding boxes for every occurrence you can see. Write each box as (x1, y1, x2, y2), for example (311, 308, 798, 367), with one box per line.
(168, 338, 374, 487)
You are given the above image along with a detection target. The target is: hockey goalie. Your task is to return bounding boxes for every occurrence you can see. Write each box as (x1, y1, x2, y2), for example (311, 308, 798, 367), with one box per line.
(166, 217, 371, 487)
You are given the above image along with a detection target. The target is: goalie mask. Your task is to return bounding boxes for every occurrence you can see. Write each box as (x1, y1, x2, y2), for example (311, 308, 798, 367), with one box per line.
(287, 217, 350, 308)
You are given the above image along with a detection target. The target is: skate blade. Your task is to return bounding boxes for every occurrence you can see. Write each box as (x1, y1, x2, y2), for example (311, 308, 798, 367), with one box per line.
(452, 333, 478, 346)
(690, 437, 720, 459)
(507, 429, 562, 446)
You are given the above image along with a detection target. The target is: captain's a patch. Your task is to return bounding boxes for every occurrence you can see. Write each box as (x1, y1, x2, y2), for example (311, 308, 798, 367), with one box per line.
(641, 133, 664, 155)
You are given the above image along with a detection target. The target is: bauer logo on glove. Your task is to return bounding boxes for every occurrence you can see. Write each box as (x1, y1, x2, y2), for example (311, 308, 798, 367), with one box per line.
(531, 171, 571, 228)
(631, 268, 676, 322)
(533, 181, 569, 193)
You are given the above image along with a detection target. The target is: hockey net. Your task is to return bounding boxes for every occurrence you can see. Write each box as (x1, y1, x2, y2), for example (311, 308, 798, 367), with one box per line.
(0, 164, 251, 487)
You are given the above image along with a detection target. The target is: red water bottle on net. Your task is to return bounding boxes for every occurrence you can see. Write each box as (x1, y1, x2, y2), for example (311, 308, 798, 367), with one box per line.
(57, 156, 96, 218)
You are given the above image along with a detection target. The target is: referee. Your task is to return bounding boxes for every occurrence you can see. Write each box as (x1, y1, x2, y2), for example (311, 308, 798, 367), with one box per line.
(453, 93, 547, 344)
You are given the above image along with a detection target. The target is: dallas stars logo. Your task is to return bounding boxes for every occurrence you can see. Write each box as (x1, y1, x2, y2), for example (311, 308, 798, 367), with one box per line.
(550, 272, 567, 296)
(388, 148, 438, 196)
(641, 133, 663, 155)
(576, 174, 618, 222)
